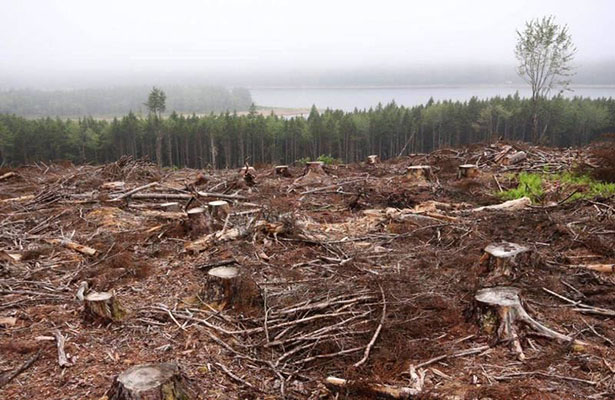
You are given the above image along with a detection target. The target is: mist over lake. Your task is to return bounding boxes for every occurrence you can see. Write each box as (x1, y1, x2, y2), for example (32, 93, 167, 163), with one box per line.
(251, 85, 615, 111)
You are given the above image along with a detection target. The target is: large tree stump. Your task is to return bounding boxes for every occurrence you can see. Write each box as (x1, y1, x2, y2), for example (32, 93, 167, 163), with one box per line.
(204, 266, 240, 310)
(274, 165, 291, 177)
(457, 164, 479, 179)
(406, 165, 432, 183)
(207, 200, 230, 221)
(106, 363, 191, 400)
(185, 207, 210, 237)
(480, 242, 530, 284)
(84, 291, 126, 322)
(475, 287, 585, 360)
(366, 155, 380, 165)
(305, 161, 325, 174)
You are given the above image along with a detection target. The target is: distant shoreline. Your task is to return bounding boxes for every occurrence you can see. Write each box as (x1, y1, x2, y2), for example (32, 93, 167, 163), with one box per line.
(247, 84, 615, 90)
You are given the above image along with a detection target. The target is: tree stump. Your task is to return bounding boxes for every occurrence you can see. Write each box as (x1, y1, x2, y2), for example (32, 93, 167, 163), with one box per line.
(204, 266, 240, 310)
(480, 242, 530, 284)
(274, 165, 291, 177)
(106, 363, 191, 400)
(457, 164, 479, 179)
(366, 155, 380, 165)
(475, 286, 583, 360)
(185, 207, 210, 237)
(240, 166, 256, 175)
(84, 291, 126, 322)
(207, 200, 230, 221)
(406, 165, 432, 182)
(305, 161, 325, 174)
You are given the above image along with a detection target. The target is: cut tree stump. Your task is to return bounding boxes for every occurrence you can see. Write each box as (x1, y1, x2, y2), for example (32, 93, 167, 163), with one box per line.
(186, 207, 210, 237)
(457, 164, 478, 179)
(204, 266, 240, 310)
(367, 155, 380, 165)
(84, 291, 126, 322)
(239, 166, 256, 175)
(106, 363, 191, 400)
(406, 165, 432, 182)
(480, 242, 530, 283)
(274, 165, 291, 177)
(305, 161, 325, 174)
(475, 286, 585, 361)
(208, 200, 230, 221)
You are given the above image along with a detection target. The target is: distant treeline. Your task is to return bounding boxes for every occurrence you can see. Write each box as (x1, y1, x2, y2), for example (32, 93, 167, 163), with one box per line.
(0, 94, 613, 168)
(0, 86, 252, 117)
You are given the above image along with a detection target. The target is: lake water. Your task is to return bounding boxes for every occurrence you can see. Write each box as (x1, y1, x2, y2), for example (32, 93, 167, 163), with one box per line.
(250, 85, 615, 112)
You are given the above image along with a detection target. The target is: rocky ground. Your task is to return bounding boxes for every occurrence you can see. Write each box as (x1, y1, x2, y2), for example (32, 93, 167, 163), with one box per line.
(1, 142, 614, 399)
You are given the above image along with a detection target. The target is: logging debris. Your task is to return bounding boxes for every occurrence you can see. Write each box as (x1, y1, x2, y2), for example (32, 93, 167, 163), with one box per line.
(1, 141, 614, 400)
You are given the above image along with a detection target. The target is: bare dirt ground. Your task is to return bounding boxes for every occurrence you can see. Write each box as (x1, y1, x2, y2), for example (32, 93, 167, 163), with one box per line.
(1, 142, 614, 400)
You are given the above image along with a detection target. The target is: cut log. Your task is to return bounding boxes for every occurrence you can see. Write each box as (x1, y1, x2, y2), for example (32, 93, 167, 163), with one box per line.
(475, 286, 585, 361)
(406, 165, 432, 182)
(208, 200, 230, 221)
(84, 291, 126, 322)
(204, 266, 240, 310)
(106, 363, 192, 400)
(457, 164, 479, 179)
(274, 165, 291, 177)
(471, 197, 531, 212)
(502, 151, 527, 166)
(367, 155, 380, 165)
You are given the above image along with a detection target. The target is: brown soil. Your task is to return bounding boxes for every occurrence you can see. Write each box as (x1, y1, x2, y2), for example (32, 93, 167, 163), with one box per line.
(1, 143, 614, 399)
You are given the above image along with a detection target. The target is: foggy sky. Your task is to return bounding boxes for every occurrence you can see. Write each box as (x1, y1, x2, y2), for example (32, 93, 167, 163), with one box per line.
(1, 0, 614, 88)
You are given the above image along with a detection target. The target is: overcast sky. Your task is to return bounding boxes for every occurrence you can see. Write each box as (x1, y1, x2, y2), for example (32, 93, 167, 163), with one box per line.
(1, 0, 613, 86)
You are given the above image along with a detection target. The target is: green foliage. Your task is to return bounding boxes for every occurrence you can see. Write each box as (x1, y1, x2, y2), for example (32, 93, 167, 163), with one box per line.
(145, 87, 166, 117)
(0, 94, 614, 168)
(499, 172, 544, 201)
(499, 171, 615, 203)
(316, 154, 341, 165)
(515, 16, 576, 97)
(295, 157, 311, 166)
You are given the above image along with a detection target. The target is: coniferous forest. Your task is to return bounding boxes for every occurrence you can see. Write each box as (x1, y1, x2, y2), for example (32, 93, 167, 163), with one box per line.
(0, 94, 613, 168)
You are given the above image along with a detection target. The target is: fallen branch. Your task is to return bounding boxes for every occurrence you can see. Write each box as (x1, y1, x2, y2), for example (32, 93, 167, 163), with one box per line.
(353, 286, 386, 368)
(113, 181, 159, 200)
(0, 350, 41, 388)
(53, 330, 73, 367)
(326, 367, 425, 399)
(46, 238, 97, 256)
(471, 197, 531, 212)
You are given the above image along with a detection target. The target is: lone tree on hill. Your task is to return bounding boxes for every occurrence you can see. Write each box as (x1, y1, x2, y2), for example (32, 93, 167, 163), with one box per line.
(515, 16, 576, 142)
(145, 87, 166, 166)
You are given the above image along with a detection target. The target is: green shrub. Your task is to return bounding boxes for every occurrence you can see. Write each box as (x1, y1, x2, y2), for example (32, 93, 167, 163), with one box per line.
(295, 157, 311, 166)
(316, 154, 341, 165)
(499, 172, 544, 201)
